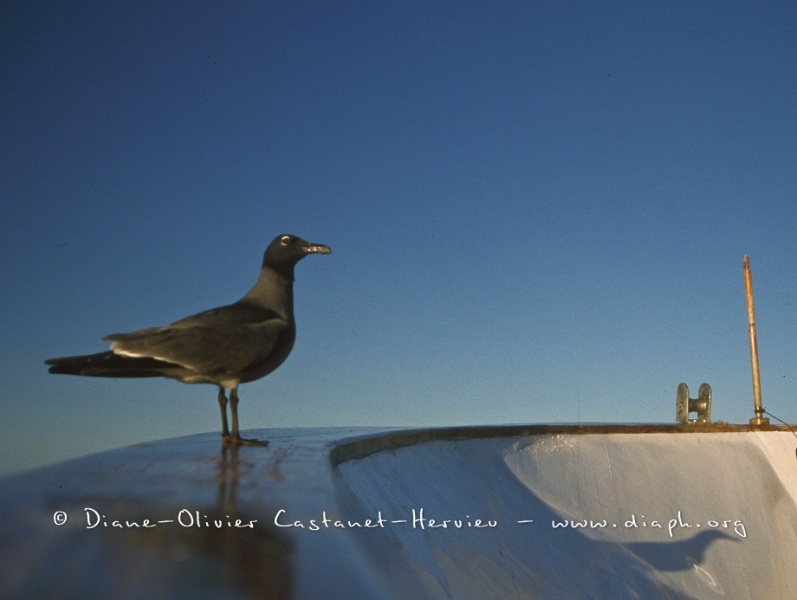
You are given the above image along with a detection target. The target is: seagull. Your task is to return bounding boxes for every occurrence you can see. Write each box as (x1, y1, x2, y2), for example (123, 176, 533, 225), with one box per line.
(45, 234, 331, 446)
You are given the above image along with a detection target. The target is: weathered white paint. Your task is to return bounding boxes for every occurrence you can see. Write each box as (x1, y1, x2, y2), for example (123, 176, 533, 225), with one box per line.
(337, 431, 797, 599)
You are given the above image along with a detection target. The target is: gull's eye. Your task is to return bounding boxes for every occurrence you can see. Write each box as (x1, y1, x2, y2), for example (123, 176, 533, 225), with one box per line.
(280, 235, 293, 246)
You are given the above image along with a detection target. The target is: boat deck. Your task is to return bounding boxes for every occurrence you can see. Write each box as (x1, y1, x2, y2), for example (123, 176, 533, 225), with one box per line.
(1, 424, 795, 598)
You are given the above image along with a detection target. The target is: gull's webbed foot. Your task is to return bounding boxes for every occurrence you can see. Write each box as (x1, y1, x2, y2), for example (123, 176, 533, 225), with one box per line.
(222, 433, 269, 447)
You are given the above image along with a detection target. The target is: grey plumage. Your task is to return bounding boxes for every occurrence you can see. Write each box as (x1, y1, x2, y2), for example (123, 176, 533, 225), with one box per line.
(45, 234, 331, 445)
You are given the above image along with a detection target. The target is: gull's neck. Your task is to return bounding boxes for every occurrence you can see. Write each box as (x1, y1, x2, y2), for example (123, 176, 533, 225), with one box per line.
(240, 265, 295, 321)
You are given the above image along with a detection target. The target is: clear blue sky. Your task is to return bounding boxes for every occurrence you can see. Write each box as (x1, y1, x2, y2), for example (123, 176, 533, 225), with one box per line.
(2, 1, 795, 476)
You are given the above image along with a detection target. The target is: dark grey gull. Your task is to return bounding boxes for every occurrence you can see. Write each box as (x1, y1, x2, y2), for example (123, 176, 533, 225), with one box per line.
(45, 234, 331, 446)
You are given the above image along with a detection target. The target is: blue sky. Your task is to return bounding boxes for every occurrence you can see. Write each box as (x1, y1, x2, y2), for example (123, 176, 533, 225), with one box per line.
(2, 1, 795, 476)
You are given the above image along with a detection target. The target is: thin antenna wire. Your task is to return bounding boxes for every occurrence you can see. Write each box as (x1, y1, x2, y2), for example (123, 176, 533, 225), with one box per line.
(762, 409, 797, 439)
(763, 409, 797, 461)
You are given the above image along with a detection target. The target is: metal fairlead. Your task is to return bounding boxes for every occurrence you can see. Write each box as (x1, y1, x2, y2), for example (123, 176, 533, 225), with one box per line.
(676, 383, 712, 424)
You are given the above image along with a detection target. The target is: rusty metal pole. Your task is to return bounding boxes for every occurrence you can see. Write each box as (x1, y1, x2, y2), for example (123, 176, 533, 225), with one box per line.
(744, 255, 769, 425)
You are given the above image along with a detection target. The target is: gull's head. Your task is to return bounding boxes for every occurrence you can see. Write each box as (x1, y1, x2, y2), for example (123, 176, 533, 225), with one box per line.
(263, 234, 331, 271)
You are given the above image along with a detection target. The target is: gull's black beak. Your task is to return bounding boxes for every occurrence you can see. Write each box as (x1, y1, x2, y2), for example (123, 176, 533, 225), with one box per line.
(302, 243, 332, 255)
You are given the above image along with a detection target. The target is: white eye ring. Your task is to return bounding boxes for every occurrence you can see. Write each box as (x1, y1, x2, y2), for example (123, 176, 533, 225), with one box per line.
(280, 235, 292, 246)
